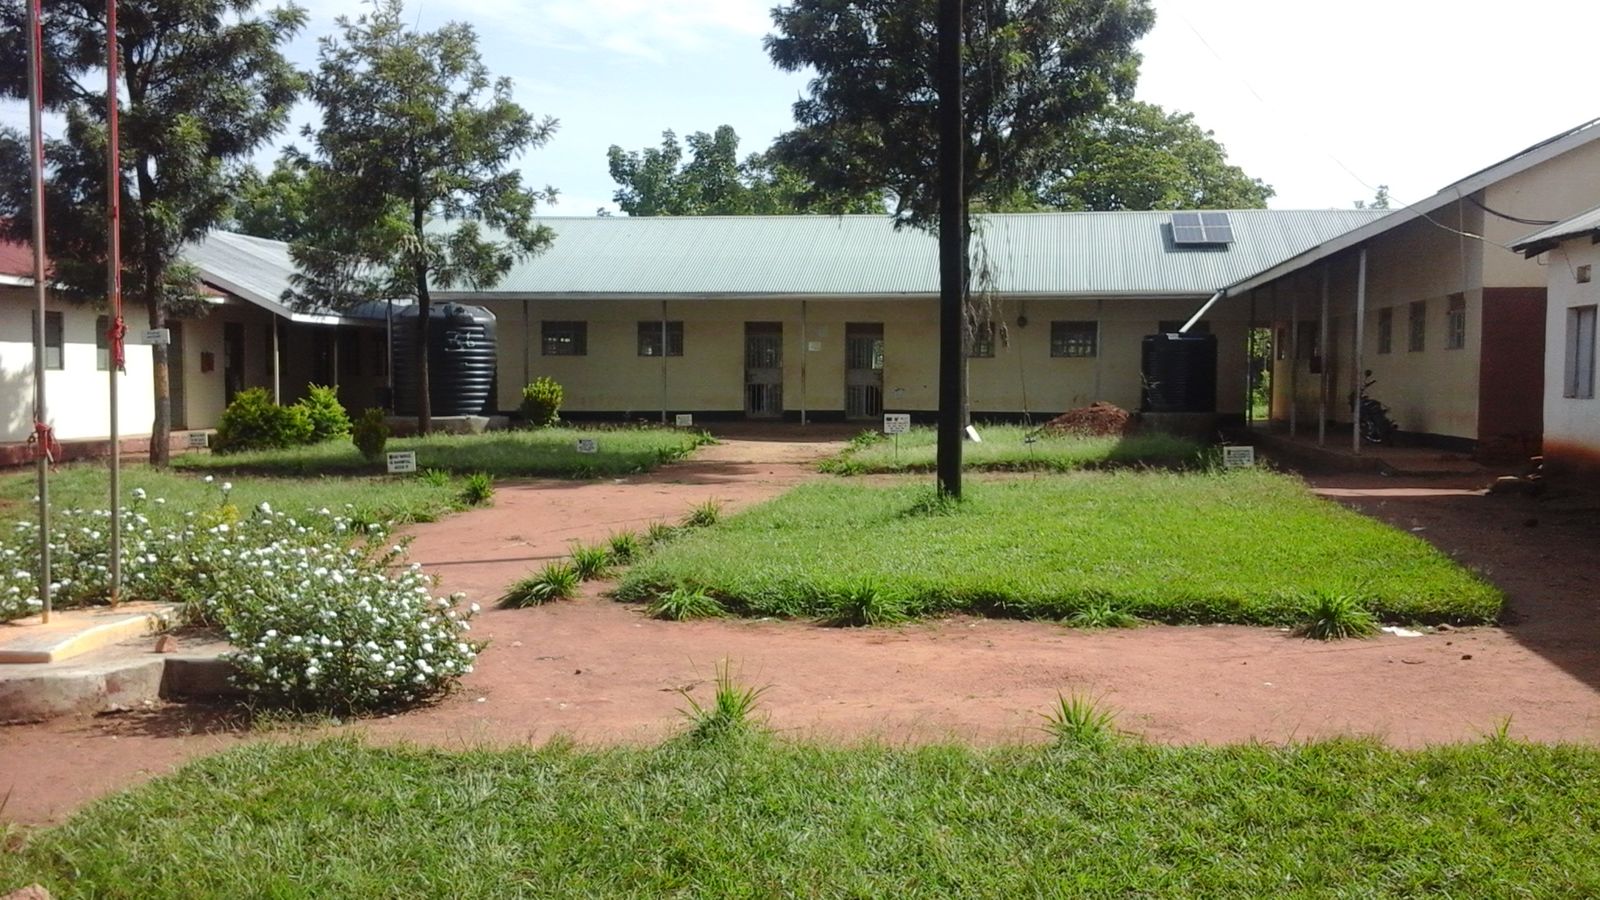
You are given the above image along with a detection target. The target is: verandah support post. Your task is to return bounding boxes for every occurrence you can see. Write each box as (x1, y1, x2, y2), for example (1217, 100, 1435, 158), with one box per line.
(800, 299, 808, 427)
(1318, 264, 1330, 446)
(1287, 284, 1297, 438)
(660, 300, 668, 425)
(935, 0, 965, 498)
(1352, 248, 1368, 455)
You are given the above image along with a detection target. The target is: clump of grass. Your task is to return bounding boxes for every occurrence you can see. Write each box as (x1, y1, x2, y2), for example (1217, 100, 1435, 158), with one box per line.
(1294, 591, 1378, 640)
(681, 499, 723, 529)
(900, 489, 963, 518)
(607, 530, 641, 563)
(1041, 692, 1120, 746)
(569, 542, 614, 581)
(419, 468, 451, 487)
(644, 520, 678, 545)
(826, 578, 906, 627)
(1066, 599, 1139, 630)
(499, 561, 580, 608)
(647, 586, 725, 621)
(678, 660, 766, 741)
(459, 472, 494, 506)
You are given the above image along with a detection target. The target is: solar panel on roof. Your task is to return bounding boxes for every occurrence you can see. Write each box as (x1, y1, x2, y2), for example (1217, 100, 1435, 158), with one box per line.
(1171, 211, 1234, 245)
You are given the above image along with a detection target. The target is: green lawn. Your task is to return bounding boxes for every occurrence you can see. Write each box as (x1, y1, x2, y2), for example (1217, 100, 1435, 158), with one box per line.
(820, 425, 1205, 474)
(173, 426, 713, 478)
(0, 463, 462, 528)
(3, 736, 1597, 896)
(617, 470, 1502, 625)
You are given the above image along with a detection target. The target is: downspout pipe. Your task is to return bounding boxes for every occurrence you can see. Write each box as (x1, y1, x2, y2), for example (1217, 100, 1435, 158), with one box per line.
(1178, 290, 1226, 334)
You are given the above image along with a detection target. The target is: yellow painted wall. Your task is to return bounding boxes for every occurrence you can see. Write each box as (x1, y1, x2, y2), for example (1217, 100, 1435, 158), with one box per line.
(481, 295, 1249, 418)
(1265, 204, 1485, 440)
(1483, 137, 1600, 289)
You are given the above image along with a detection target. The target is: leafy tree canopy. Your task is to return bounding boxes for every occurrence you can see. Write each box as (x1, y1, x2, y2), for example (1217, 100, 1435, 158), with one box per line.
(1036, 100, 1273, 211)
(1355, 185, 1391, 210)
(0, 0, 305, 463)
(765, 0, 1156, 230)
(607, 125, 882, 216)
(229, 154, 315, 241)
(287, 0, 557, 431)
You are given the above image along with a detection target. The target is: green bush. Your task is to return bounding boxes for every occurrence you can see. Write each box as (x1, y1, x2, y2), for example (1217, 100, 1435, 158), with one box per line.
(214, 388, 313, 454)
(296, 384, 352, 442)
(352, 409, 390, 463)
(520, 377, 563, 427)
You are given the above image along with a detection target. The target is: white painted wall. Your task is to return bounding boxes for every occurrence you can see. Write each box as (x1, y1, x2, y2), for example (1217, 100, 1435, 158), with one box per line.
(1543, 237, 1600, 477)
(0, 286, 155, 443)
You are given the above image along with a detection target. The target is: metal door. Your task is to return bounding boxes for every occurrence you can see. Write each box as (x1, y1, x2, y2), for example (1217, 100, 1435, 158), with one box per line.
(223, 322, 245, 406)
(845, 323, 884, 419)
(744, 322, 783, 418)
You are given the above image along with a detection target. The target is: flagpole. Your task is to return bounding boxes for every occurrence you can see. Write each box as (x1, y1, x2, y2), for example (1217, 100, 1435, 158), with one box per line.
(27, 0, 52, 623)
(107, 0, 124, 606)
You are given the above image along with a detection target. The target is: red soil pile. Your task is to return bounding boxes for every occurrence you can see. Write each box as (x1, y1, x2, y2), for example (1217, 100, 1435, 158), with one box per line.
(1041, 401, 1135, 437)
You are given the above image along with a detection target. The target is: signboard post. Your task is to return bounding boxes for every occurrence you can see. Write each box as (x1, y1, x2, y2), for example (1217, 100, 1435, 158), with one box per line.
(186, 431, 209, 450)
(1222, 445, 1256, 469)
(883, 413, 911, 464)
(576, 438, 598, 454)
(386, 450, 417, 474)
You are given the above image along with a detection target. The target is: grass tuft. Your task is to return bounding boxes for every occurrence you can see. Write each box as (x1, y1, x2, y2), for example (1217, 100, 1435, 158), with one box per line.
(678, 660, 765, 741)
(606, 530, 642, 564)
(644, 520, 679, 546)
(459, 472, 494, 506)
(1294, 591, 1379, 640)
(1066, 598, 1140, 630)
(825, 579, 906, 627)
(568, 543, 614, 581)
(1041, 692, 1120, 746)
(499, 562, 581, 609)
(419, 468, 452, 487)
(681, 499, 723, 529)
(647, 586, 725, 621)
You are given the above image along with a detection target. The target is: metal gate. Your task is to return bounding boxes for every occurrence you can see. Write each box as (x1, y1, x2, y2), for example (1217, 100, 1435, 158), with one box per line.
(744, 322, 783, 418)
(845, 323, 884, 419)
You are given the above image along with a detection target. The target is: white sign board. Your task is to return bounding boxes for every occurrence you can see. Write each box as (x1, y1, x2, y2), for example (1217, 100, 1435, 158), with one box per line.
(883, 413, 911, 435)
(143, 328, 170, 346)
(1222, 445, 1256, 468)
(186, 431, 210, 449)
(675, 414, 694, 427)
(386, 450, 417, 474)
(575, 438, 598, 454)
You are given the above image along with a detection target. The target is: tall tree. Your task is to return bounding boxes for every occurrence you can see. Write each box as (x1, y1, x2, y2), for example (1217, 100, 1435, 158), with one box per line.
(230, 155, 315, 241)
(1038, 100, 1273, 210)
(1354, 185, 1391, 210)
(0, 0, 305, 465)
(607, 125, 881, 216)
(288, 0, 557, 434)
(766, 0, 1155, 230)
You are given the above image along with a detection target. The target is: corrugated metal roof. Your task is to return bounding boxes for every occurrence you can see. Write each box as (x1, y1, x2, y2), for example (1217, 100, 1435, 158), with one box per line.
(430, 210, 1388, 299)
(1511, 202, 1600, 255)
(184, 231, 407, 323)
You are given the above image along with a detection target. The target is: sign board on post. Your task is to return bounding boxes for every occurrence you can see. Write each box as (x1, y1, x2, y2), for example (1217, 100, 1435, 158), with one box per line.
(882, 413, 911, 435)
(575, 438, 598, 454)
(186, 431, 210, 449)
(143, 328, 170, 346)
(386, 450, 417, 474)
(675, 414, 693, 427)
(1222, 445, 1256, 468)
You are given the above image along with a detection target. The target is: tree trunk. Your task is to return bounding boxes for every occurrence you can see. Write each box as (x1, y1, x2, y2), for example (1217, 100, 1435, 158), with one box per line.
(147, 295, 169, 466)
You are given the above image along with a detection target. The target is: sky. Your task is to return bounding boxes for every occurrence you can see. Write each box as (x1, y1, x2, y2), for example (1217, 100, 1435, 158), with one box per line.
(7, 0, 1600, 219)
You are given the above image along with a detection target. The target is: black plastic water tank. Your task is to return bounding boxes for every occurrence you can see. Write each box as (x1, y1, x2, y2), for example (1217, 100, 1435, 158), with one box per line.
(391, 303, 498, 416)
(1140, 332, 1218, 413)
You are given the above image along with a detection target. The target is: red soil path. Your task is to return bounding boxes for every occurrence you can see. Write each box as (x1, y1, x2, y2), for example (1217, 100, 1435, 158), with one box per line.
(3, 429, 1599, 825)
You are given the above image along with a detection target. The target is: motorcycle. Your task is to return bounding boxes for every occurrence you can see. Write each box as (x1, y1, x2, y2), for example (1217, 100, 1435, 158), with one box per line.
(1348, 370, 1398, 444)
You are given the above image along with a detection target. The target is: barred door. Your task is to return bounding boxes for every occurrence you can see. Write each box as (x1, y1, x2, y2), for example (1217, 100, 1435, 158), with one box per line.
(845, 323, 884, 419)
(745, 322, 783, 418)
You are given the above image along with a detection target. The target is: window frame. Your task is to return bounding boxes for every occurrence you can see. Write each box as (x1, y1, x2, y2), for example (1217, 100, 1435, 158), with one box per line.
(37, 310, 64, 370)
(1377, 307, 1393, 355)
(541, 320, 588, 357)
(1049, 320, 1098, 358)
(1565, 305, 1597, 400)
(1408, 300, 1427, 352)
(968, 320, 996, 358)
(96, 314, 111, 371)
(636, 320, 684, 357)
(1445, 294, 1466, 350)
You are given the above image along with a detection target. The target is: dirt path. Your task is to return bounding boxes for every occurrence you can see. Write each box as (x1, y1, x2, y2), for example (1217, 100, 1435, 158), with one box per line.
(4, 438, 1600, 826)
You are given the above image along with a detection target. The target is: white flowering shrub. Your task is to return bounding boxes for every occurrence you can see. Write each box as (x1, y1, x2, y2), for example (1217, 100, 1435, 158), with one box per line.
(0, 478, 481, 712)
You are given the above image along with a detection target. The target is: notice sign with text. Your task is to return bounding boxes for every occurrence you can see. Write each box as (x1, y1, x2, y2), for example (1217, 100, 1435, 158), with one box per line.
(883, 413, 911, 435)
(386, 450, 418, 474)
(576, 438, 599, 454)
(675, 414, 694, 427)
(143, 328, 170, 346)
(1222, 445, 1256, 468)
